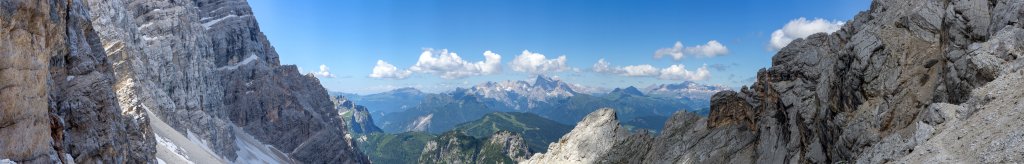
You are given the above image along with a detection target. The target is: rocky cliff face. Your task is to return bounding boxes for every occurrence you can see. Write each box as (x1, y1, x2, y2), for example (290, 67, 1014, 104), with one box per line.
(81, 0, 369, 163)
(2, 0, 369, 163)
(0, 0, 152, 163)
(532, 0, 1024, 162)
(533, 0, 1024, 163)
(706, 0, 1024, 162)
(333, 95, 383, 134)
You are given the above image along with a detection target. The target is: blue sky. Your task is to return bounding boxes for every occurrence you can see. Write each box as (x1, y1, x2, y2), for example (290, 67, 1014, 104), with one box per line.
(249, 0, 871, 94)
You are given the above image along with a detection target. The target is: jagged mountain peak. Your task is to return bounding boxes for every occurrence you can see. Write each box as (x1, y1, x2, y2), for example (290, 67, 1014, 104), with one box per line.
(461, 76, 577, 104)
(531, 75, 560, 89)
(610, 86, 645, 96)
(390, 87, 424, 94)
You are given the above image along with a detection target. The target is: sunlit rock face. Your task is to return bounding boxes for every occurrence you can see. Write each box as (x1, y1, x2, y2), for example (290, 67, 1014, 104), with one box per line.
(0, 0, 369, 163)
(1, 0, 153, 163)
(522, 108, 631, 164)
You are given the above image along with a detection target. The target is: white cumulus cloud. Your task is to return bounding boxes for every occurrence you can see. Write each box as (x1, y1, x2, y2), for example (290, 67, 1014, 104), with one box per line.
(770, 17, 844, 50)
(592, 58, 712, 81)
(509, 50, 569, 75)
(658, 64, 710, 81)
(314, 64, 336, 78)
(369, 60, 412, 79)
(592, 59, 617, 73)
(654, 40, 729, 61)
(408, 49, 502, 79)
(621, 65, 659, 77)
(370, 49, 501, 79)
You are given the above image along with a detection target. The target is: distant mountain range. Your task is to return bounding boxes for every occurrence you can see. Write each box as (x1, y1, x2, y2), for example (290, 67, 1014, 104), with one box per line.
(644, 81, 730, 100)
(332, 87, 427, 113)
(332, 76, 731, 163)
(336, 76, 724, 134)
(353, 112, 565, 164)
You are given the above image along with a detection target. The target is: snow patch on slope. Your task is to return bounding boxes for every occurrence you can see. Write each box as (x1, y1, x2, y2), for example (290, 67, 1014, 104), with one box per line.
(407, 114, 434, 132)
(201, 14, 251, 29)
(155, 133, 194, 164)
(232, 126, 296, 164)
(145, 104, 229, 164)
(216, 54, 259, 70)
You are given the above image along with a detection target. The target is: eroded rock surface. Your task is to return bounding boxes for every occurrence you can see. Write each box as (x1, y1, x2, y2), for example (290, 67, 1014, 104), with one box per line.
(1, 0, 152, 163)
(707, 90, 755, 129)
(2, 0, 369, 163)
(81, 0, 370, 163)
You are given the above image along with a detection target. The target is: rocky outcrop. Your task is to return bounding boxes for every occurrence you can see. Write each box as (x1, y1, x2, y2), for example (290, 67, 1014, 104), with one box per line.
(332, 96, 383, 134)
(894, 68, 1024, 163)
(707, 90, 755, 129)
(479, 131, 531, 163)
(705, 0, 1024, 162)
(535, 0, 1024, 163)
(349, 106, 383, 134)
(418, 131, 530, 164)
(636, 111, 757, 163)
(522, 108, 631, 164)
(1, 0, 152, 163)
(596, 130, 654, 163)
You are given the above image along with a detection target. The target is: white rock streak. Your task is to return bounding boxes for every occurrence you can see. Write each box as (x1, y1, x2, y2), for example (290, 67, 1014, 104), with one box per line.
(216, 54, 259, 70)
(201, 14, 251, 29)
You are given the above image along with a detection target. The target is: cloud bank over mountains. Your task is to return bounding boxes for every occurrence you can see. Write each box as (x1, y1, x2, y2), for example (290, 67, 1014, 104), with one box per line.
(654, 40, 729, 61)
(370, 49, 501, 79)
(369, 43, 723, 81)
(592, 59, 711, 81)
(509, 50, 570, 75)
(362, 16, 836, 83)
(408, 49, 503, 79)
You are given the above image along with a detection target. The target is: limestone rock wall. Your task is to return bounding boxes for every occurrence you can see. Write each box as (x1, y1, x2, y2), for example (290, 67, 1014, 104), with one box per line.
(0, 0, 152, 163)
(82, 0, 370, 163)
(2, 0, 370, 163)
